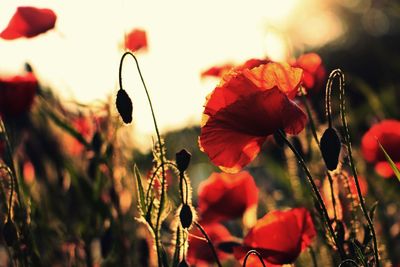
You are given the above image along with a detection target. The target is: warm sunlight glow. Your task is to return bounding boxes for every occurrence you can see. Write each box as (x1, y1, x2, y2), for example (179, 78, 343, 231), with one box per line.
(0, 0, 344, 149)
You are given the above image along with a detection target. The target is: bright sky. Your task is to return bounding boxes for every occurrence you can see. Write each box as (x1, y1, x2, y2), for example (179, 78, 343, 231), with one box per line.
(0, 0, 344, 149)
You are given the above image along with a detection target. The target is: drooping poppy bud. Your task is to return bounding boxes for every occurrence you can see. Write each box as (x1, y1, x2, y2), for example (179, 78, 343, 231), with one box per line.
(3, 219, 18, 246)
(320, 127, 341, 171)
(176, 149, 191, 173)
(116, 89, 132, 124)
(179, 204, 193, 229)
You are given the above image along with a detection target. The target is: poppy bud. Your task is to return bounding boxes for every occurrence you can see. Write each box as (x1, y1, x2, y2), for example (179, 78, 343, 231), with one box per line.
(3, 219, 17, 246)
(176, 149, 191, 173)
(178, 259, 190, 267)
(179, 204, 193, 229)
(320, 127, 341, 171)
(116, 89, 133, 124)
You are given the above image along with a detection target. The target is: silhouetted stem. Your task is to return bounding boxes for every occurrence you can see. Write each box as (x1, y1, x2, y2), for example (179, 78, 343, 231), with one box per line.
(277, 130, 345, 259)
(0, 165, 14, 219)
(329, 69, 379, 266)
(301, 93, 338, 221)
(243, 250, 266, 267)
(309, 247, 318, 267)
(194, 222, 222, 267)
(118, 51, 166, 266)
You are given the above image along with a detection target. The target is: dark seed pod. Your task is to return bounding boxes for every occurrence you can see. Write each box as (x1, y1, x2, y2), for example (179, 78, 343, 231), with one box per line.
(3, 219, 18, 246)
(176, 149, 191, 173)
(116, 89, 133, 124)
(320, 127, 341, 171)
(178, 259, 190, 267)
(179, 204, 193, 229)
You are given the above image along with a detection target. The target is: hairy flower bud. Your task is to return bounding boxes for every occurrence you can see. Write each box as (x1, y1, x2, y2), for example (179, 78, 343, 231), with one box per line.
(176, 149, 191, 173)
(179, 204, 193, 229)
(320, 127, 341, 171)
(116, 88, 133, 124)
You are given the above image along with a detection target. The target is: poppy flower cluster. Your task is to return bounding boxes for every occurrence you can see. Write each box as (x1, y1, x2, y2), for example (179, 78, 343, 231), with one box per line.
(0, 6, 56, 40)
(199, 60, 307, 173)
(0, 73, 38, 117)
(233, 208, 316, 266)
(124, 29, 148, 52)
(361, 119, 400, 178)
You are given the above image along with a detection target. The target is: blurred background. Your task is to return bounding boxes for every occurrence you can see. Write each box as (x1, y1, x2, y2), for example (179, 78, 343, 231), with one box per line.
(1, 0, 400, 266)
(2, 0, 398, 149)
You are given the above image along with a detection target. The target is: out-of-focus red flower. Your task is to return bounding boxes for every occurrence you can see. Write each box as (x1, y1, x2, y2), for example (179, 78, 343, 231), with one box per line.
(125, 29, 147, 52)
(361, 119, 400, 178)
(199, 61, 306, 173)
(201, 63, 234, 79)
(198, 171, 258, 224)
(187, 223, 232, 266)
(292, 53, 326, 93)
(0, 6, 56, 40)
(233, 208, 316, 265)
(63, 116, 95, 156)
(0, 73, 38, 117)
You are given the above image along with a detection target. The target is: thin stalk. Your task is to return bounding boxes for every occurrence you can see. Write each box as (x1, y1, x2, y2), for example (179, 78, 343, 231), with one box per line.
(301, 93, 338, 221)
(331, 69, 379, 266)
(309, 247, 318, 267)
(278, 130, 345, 259)
(193, 222, 222, 267)
(325, 76, 333, 129)
(0, 165, 14, 219)
(243, 250, 266, 267)
(118, 51, 167, 266)
(339, 259, 359, 267)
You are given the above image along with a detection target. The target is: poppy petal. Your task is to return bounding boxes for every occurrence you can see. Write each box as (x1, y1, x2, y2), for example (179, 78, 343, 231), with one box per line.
(125, 29, 147, 52)
(200, 89, 306, 171)
(198, 171, 258, 223)
(243, 63, 303, 99)
(0, 6, 56, 40)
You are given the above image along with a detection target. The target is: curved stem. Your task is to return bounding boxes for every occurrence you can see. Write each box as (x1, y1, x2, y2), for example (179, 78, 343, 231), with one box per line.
(325, 73, 334, 129)
(339, 259, 359, 267)
(331, 69, 379, 266)
(278, 130, 345, 259)
(194, 221, 222, 267)
(243, 250, 266, 267)
(118, 51, 167, 266)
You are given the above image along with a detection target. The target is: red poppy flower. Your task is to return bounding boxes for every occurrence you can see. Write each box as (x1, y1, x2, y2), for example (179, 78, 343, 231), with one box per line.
(233, 208, 316, 265)
(198, 171, 258, 224)
(125, 29, 147, 52)
(361, 119, 400, 178)
(187, 223, 232, 266)
(201, 63, 234, 79)
(0, 6, 56, 40)
(0, 73, 38, 117)
(199, 62, 307, 173)
(292, 53, 326, 93)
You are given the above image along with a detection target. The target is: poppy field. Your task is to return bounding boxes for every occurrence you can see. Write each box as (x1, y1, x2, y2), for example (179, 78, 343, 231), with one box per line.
(1, 2, 400, 267)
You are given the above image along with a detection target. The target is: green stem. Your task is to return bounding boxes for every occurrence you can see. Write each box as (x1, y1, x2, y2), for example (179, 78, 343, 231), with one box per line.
(309, 247, 318, 267)
(194, 222, 222, 267)
(278, 130, 345, 259)
(0, 166, 14, 219)
(243, 250, 266, 267)
(302, 93, 338, 225)
(118, 51, 167, 266)
(330, 69, 380, 266)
